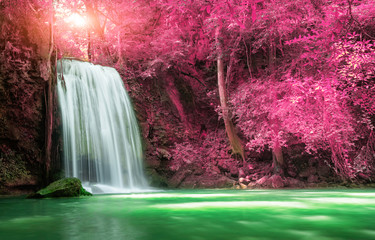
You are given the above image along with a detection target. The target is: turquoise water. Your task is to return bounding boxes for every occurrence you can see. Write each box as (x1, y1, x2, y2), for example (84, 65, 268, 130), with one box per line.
(1, 189, 375, 240)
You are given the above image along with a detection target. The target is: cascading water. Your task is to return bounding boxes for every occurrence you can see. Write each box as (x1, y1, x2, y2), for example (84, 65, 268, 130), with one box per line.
(57, 59, 149, 194)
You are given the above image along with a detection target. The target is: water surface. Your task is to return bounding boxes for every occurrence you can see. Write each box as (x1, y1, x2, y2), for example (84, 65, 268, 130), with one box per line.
(1, 189, 375, 240)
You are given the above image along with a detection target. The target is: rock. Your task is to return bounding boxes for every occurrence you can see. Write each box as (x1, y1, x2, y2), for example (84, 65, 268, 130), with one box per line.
(230, 167, 239, 178)
(256, 176, 268, 185)
(316, 181, 329, 188)
(239, 183, 247, 189)
(217, 160, 230, 172)
(247, 173, 259, 181)
(27, 178, 92, 198)
(238, 168, 246, 178)
(307, 175, 319, 183)
(317, 164, 331, 177)
(269, 175, 284, 188)
(179, 174, 235, 189)
(287, 168, 297, 177)
(169, 168, 192, 188)
(286, 178, 305, 188)
(145, 156, 161, 168)
(247, 182, 257, 188)
(146, 169, 169, 188)
(156, 148, 172, 160)
(210, 165, 221, 175)
(239, 177, 250, 185)
(299, 167, 317, 178)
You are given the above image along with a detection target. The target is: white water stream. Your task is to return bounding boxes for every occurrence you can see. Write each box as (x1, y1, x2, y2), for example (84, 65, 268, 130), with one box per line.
(57, 59, 149, 194)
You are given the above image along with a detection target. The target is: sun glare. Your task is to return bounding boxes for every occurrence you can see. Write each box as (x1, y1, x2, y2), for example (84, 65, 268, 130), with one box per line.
(66, 13, 86, 27)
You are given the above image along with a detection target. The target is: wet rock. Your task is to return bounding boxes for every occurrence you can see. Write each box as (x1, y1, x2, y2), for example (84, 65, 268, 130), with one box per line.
(146, 169, 169, 188)
(27, 178, 92, 198)
(146, 156, 161, 168)
(169, 168, 192, 188)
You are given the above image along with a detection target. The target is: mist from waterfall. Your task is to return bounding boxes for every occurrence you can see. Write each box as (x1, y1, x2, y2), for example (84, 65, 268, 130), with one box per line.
(57, 59, 149, 194)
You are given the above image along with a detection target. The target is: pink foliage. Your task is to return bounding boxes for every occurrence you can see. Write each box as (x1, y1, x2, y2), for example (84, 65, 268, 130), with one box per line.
(170, 131, 231, 172)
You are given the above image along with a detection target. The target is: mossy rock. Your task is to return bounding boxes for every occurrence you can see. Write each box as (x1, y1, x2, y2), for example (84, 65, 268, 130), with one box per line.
(27, 177, 92, 198)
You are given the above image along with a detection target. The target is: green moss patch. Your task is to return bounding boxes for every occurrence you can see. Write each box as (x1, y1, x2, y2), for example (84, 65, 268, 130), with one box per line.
(28, 178, 92, 198)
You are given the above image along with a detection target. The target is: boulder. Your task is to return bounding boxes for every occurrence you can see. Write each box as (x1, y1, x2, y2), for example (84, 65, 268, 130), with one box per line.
(247, 181, 257, 188)
(27, 178, 92, 198)
(286, 177, 305, 188)
(239, 177, 250, 185)
(255, 176, 268, 185)
(239, 183, 247, 189)
(269, 175, 284, 188)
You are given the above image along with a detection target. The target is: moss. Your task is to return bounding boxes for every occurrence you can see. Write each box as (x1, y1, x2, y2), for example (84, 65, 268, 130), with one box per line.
(28, 177, 92, 198)
(80, 186, 93, 196)
(0, 149, 31, 185)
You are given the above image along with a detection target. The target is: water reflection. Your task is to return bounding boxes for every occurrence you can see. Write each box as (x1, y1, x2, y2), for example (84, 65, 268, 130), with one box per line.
(1, 190, 375, 240)
(152, 201, 309, 209)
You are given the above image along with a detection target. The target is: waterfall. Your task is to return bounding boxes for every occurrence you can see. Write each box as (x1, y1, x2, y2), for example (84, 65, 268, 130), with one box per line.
(57, 59, 149, 194)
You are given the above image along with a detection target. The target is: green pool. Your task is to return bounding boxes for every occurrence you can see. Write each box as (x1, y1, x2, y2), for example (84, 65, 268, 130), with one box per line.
(1, 189, 375, 240)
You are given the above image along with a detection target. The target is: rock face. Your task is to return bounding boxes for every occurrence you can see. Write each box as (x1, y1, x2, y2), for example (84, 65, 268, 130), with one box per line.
(0, 7, 51, 193)
(28, 178, 92, 198)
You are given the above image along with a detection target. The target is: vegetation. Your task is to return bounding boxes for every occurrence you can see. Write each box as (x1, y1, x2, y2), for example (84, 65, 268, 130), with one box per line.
(0, 0, 374, 189)
(0, 148, 30, 186)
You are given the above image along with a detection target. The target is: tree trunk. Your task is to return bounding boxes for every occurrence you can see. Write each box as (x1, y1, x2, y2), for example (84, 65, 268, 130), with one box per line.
(269, 39, 284, 174)
(272, 141, 284, 175)
(165, 72, 192, 130)
(45, 0, 54, 183)
(215, 25, 244, 160)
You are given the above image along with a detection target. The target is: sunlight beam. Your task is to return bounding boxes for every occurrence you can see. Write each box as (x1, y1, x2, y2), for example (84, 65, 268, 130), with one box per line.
(65, 13, 86, 27)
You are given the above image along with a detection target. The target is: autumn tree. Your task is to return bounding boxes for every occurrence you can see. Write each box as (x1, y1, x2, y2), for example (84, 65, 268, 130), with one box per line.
(232, 0, 375, 178)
